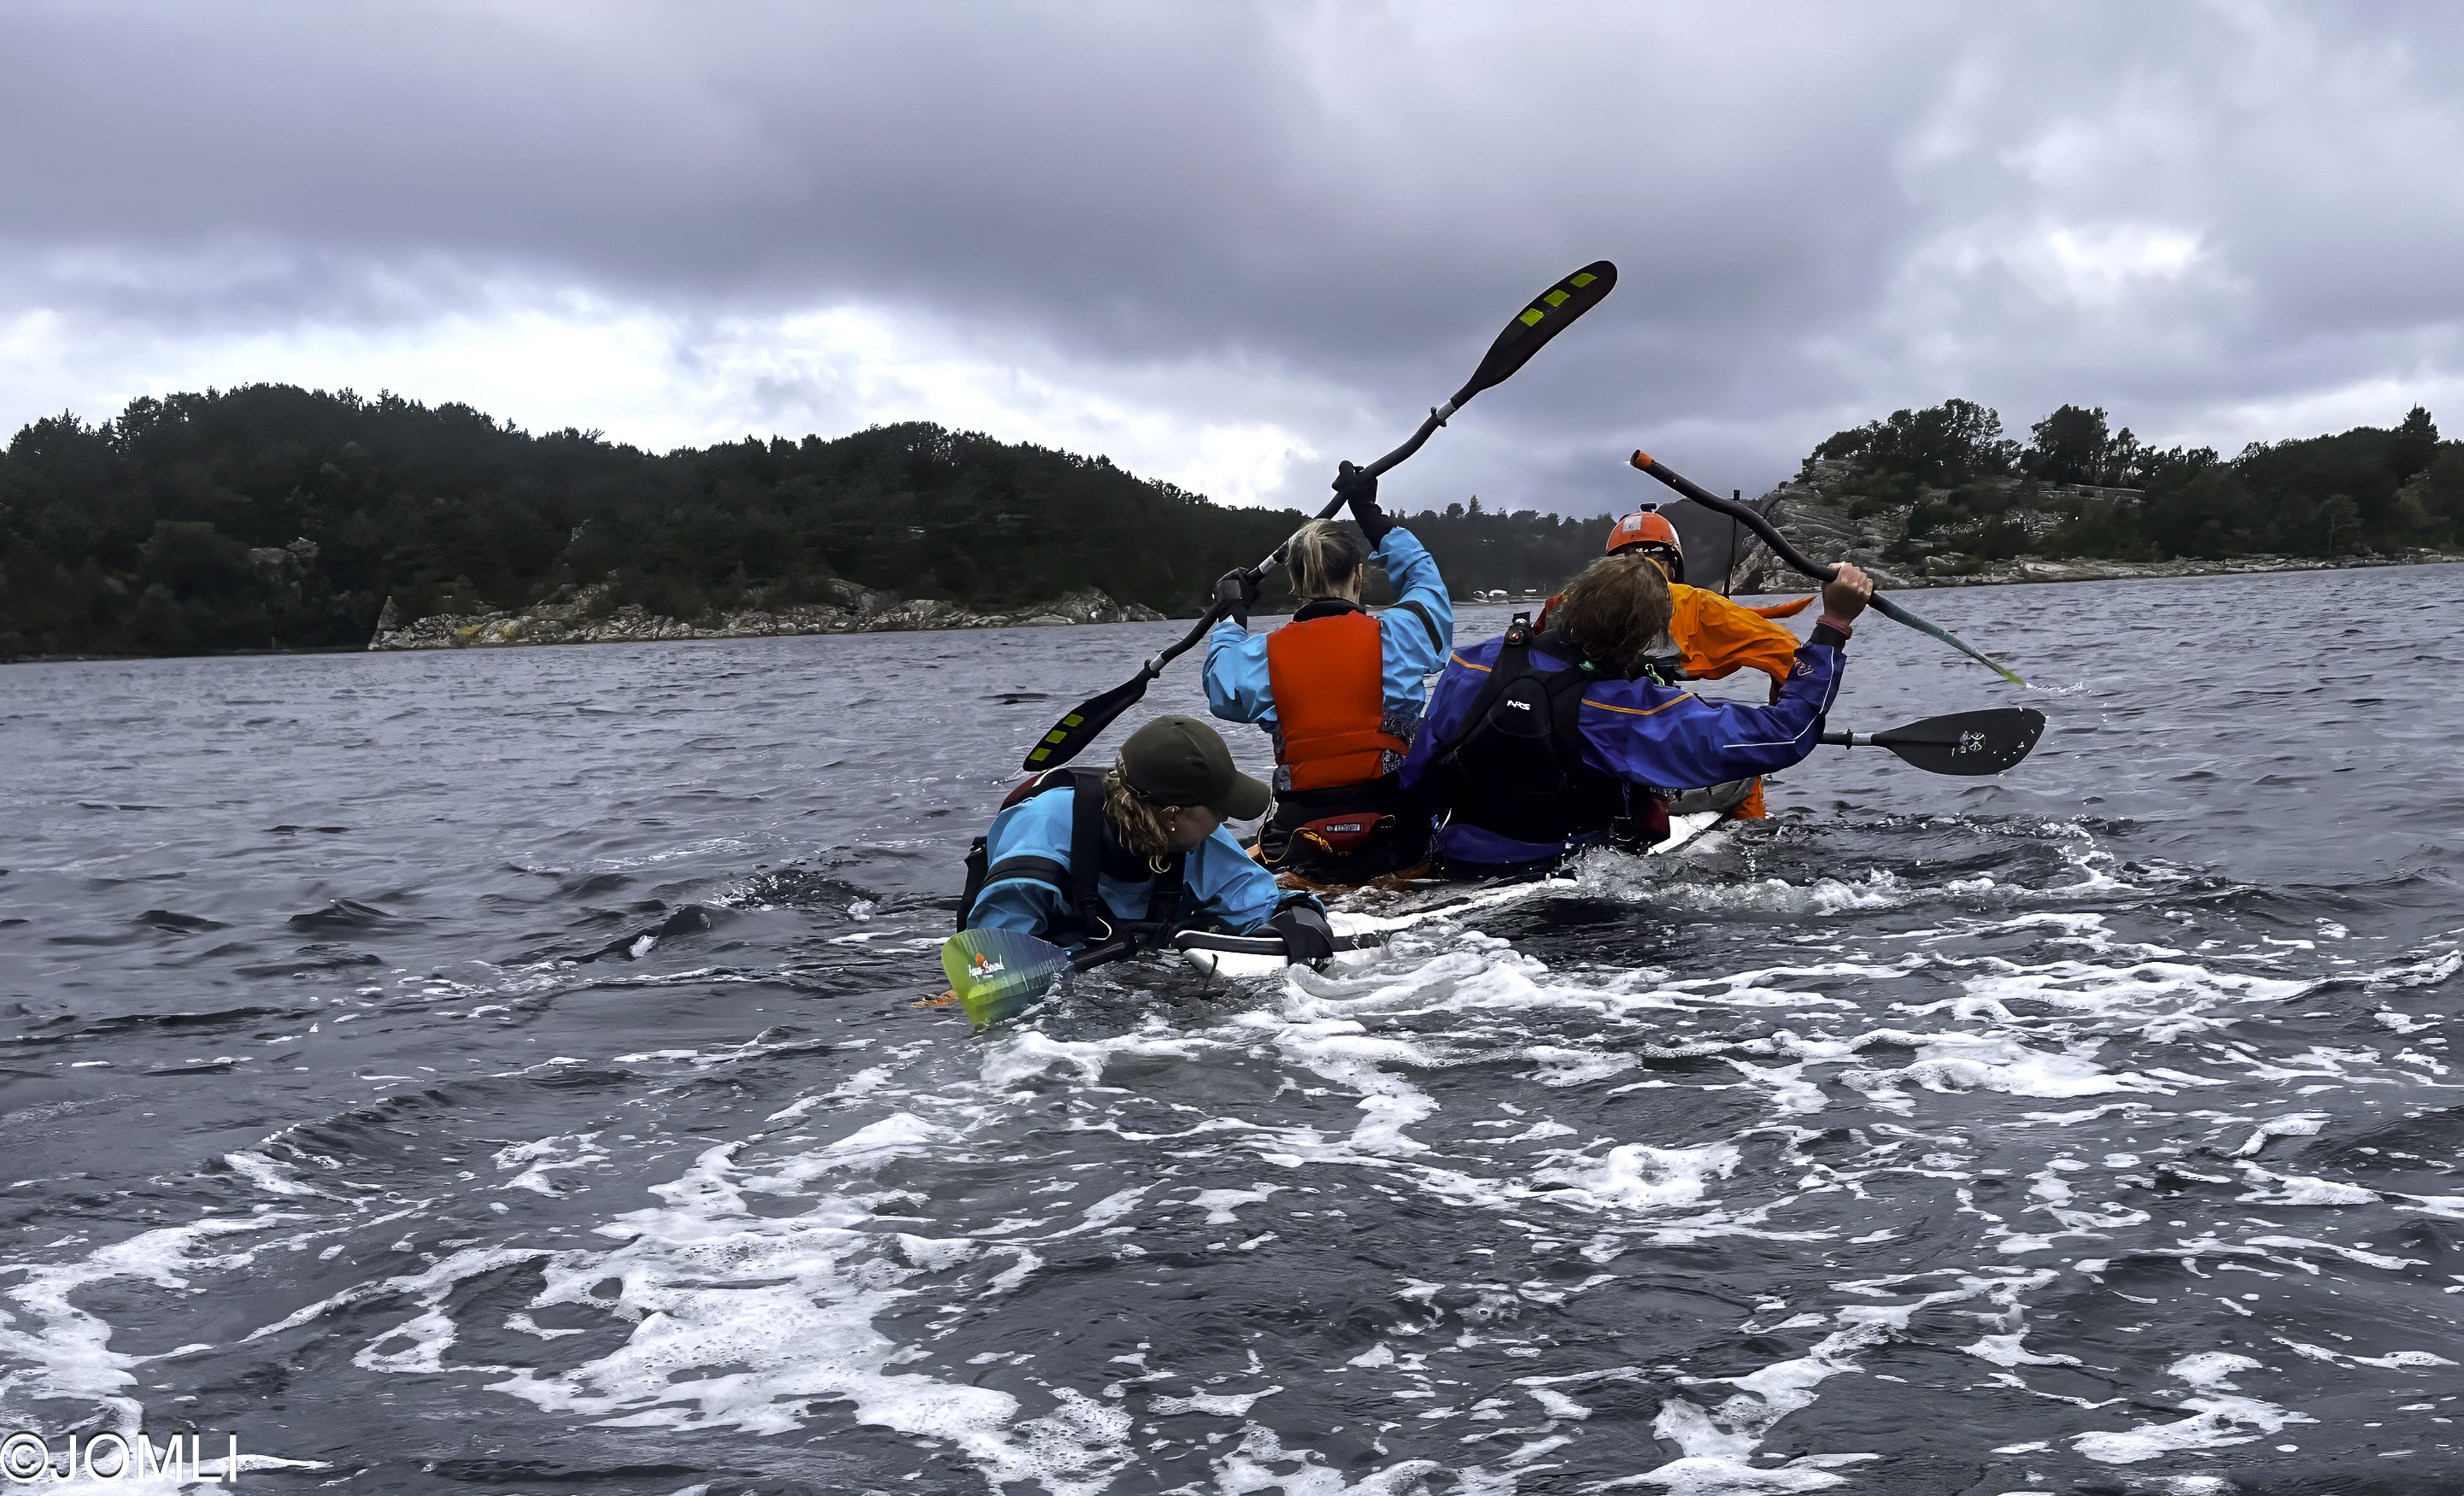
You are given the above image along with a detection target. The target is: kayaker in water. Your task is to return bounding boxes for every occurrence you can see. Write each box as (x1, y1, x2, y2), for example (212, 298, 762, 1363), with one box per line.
(1400, 551, 1873, 878)
(1534, 507, 1816, 820)
(961, 714, 1335, 965)
(1204, 470, 1452, 887)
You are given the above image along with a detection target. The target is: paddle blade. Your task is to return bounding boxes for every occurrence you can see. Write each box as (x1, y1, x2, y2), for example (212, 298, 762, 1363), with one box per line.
(1868, 594, 2027, 686)
(941, 927, 1072, 1029)
(1023, 672, 1151, 771)
(1869, 708, 2045, 776)
(1455, 261, 1617, 406)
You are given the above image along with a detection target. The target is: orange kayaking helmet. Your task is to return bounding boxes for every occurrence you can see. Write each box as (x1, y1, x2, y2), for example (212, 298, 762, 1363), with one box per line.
(1605, 507, 1684, 581)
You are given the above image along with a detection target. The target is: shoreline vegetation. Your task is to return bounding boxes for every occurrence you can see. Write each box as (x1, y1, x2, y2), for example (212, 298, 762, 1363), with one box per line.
(1720, 396, 2464, 595)
(3, 385, 2456, 662)
(5, 550, 2447, 666)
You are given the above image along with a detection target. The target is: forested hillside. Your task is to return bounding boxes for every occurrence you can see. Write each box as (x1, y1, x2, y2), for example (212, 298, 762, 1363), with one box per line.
(0, 385, 1596, 659)
(14, 383, 2448, 660)
(1798, 397, 2464, 566)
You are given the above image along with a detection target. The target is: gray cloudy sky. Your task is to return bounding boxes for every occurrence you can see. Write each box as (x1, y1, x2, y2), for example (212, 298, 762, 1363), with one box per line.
(6, 1, 2462, 516)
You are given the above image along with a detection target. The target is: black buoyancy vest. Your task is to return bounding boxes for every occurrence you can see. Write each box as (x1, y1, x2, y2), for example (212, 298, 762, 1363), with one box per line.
(1430, 614, 1631, 848)
(956, 767, 1186, 946)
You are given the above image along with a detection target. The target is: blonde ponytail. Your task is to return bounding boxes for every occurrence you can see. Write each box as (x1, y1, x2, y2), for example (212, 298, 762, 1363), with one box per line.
(1286, 519, 1363, 601)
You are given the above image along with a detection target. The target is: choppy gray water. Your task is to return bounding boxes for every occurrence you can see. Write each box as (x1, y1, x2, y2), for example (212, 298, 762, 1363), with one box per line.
(3, 565, 2461, 1495)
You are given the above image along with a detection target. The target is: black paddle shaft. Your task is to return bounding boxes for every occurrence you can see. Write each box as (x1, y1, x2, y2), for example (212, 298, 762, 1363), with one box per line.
(1628, 449, 2029, 687)
(1230, 261, 1622, 587)
(1632, 450, 1835, 582)
(1023, 261, 1619, 771)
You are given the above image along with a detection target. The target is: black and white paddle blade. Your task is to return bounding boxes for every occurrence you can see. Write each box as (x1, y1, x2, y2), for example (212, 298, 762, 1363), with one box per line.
(1869, 707, 2045, 776)
(1455, 261, 1616, 406)
(1022, 671, 1152, 771)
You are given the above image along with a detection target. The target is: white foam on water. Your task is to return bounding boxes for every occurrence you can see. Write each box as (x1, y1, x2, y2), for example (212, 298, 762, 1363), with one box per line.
(1186, 1185, 1282, 1226)
(1524, 1044, 1640, 1088)
(1147, 1385, 1281, 1417)
(491, 1132, 609, 1196)
(71, 807, 2447, 1490)
(1532, 1144, 1741, 1215)
(1910, 953, 2309, 1046)
(1962, 1333, 2081, 1368)
(1589, 818, 2151, 929)
(766, 1063, 899, 1121)
(1599, 1453, 1877, 1493)
(220, 1149, 334, 1199)
(2349, 1350, 2456, 1370)
(0, 1214, 295, 1425)
(1232, 1008, 1449, 1159)
(2241, 1235, 2419, 1271)
(1722, 1059, 1827, 1116)
(979, 1026, 1215, 1090)
(234, 1112, 1135, 1493)
(2073, 1351, 2316, 1465)
(2232, 1112, 2328, 1157)
(2234, 1164, 2379, 1207)
(1208, 1424, 1470, 1494)
(1610, 1270, 2065, 1489)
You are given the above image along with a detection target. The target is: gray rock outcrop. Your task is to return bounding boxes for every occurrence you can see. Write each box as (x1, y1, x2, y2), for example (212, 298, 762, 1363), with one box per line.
(1720, 461, 2458, 594)
(368, 581, 1165, 651)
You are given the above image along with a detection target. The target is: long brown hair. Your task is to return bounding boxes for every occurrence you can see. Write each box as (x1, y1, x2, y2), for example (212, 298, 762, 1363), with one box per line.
(1550, 552, 1675, 674)
(1101, 764, 1178, 866)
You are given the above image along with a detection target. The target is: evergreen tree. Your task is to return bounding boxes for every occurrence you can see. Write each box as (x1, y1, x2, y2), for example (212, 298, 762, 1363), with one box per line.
(2025, 405, 2113, 484)
(0, 384, 1605, 660)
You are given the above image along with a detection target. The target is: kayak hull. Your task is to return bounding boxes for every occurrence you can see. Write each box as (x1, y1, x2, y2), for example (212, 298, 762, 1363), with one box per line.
(1172, 808, 1733, 982)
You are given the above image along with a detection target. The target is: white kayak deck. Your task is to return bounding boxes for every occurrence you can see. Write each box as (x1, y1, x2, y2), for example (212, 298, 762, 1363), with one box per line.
(1174, 809, 1731, 980)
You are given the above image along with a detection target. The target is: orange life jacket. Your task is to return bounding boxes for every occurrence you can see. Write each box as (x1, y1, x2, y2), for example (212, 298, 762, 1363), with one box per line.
(1264, 607, 1407, 791)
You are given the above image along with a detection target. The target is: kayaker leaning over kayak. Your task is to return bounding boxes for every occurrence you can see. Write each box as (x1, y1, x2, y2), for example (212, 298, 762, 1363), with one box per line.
(1402, 551, 1874, 878)
(1205, 470, 1453, 886)
(1534, 507, 1815, 820)
(961, 715, 1336, 965)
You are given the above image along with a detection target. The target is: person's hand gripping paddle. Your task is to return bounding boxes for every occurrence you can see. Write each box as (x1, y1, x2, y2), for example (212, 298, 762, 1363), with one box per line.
(1020, 261, 1620, 773)
(1628, 450, 2029, 687)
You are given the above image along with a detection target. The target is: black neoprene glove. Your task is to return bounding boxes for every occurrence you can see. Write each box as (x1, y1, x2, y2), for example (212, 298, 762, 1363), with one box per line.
(1266, 899, 1335, 969)
(1214, 569, 1262, 627)
(1334, 464, 1392, 546)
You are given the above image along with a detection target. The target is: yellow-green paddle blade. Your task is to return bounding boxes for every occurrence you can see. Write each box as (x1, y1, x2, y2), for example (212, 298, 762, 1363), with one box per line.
(941, 927, 1072, 1030)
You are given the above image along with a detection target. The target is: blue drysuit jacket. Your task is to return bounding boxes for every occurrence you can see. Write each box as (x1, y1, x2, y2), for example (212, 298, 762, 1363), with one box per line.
(1204, 526, 1453, 789)
(1397, 625, 1850, 868)
(963, 785, 1313, 947)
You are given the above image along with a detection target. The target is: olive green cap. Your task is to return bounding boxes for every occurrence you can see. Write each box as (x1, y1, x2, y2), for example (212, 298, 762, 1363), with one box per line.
(1119, 714, 1270, 822)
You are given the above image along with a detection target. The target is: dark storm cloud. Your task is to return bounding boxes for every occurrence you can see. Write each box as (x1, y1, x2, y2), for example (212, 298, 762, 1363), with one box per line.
(7, 1, 2464, 512)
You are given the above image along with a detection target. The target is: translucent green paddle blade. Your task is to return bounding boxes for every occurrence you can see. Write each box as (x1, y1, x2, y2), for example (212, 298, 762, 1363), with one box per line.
(941, 927, 1072, 1030)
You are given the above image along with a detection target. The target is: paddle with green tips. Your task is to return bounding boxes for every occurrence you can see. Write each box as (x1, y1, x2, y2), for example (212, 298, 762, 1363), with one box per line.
(1020, 261, 1622, 773)
(1629, 450, 2030, 687)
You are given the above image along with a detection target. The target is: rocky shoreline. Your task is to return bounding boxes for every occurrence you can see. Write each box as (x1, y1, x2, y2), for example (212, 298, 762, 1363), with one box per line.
(1718, 461, 2461, 594)
(365, 550, 2462, 654)
(367, 581, 1165, 651)
(1738, 548, 2463, 594)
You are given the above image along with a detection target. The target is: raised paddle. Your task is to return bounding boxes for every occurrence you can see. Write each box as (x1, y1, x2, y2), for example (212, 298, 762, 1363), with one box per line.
(1820, 707, 2045, 776)
(1020, 261, 1621, 772)
(1628, 450, 2029, 687)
